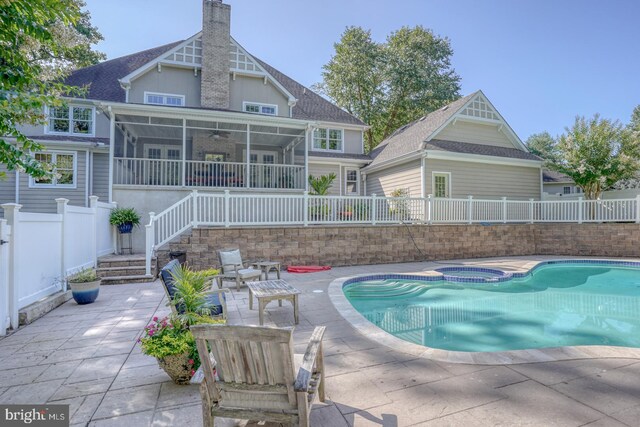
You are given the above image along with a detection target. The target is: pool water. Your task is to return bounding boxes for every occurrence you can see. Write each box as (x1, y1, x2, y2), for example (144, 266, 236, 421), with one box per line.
(344, 263, 640, 352)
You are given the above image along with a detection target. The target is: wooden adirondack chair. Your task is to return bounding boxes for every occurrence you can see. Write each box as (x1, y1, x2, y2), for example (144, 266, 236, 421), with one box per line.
(191, 324, 326, 427)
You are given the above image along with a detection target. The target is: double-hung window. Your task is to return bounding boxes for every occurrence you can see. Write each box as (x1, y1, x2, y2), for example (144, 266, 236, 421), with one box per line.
(313, 128, 343, 152)
(243, 102, 277, 116)
(433, 172, 451, 198)
(30, 151, 77, 188)
(345, 169, 359, 194)
(47, 106, 94, 135)
(144, 92, 185, 106)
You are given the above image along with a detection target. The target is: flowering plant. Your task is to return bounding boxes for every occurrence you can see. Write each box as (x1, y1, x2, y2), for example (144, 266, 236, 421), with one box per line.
(139, 315, 199, 375)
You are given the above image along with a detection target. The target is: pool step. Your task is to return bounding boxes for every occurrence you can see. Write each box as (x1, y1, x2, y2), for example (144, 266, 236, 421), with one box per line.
(345, 282, 429, 299)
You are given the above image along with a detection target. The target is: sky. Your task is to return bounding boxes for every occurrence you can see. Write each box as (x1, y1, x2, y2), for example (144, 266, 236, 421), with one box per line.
(83, 0, 640, 141)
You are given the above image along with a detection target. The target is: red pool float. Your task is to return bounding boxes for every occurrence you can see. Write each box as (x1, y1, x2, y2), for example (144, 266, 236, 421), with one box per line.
(287, 265, 332, 273)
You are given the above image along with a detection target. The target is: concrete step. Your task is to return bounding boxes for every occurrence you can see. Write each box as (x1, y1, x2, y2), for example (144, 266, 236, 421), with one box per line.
(97, 266, 148, 277)
(101, 274, 156, 285)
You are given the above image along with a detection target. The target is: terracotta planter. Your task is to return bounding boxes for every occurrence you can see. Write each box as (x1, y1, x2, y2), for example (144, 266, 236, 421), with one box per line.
(157, 352, 194, 385)
(69, 279, 101, 305)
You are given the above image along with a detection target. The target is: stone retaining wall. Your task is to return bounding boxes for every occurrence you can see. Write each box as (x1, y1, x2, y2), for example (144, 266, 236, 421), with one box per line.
(156, 223, 640, 270)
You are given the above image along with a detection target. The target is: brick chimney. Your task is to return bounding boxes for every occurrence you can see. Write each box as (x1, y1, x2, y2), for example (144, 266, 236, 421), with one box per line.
(201, 0, 230, 109)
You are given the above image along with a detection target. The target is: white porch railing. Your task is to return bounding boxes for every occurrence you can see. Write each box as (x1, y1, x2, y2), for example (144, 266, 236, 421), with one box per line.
(114, 158, 305, 189)
(144, 192, 640, 275)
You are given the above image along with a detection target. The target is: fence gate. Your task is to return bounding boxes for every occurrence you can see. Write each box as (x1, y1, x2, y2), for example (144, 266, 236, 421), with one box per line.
(0, 219, 11, 335)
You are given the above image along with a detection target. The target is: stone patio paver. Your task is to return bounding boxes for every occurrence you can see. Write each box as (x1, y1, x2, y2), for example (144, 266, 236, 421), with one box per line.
(0, 256, 639, 426)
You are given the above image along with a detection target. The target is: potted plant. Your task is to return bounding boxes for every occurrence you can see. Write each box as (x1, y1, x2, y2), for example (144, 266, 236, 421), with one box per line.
(308, 173, 336, 220)
(140, 266, 223, 384)
(67, 268, 102, 304)
(109, 207, 141, 234)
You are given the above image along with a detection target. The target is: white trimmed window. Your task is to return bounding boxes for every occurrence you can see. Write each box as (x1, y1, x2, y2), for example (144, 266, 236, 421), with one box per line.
(313, 128, 343, 151)
(30, 151, 77, 188)
(144, 92, 185, 107)
(345, 169, 359, 194)
(243, 102, 277, 116)
(563, 186, 571, 194)
(433, 172, 451, 198)
(47, 106, 94, 135)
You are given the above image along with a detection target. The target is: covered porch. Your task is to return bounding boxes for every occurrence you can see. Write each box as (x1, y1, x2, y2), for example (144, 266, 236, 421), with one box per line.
(110, 107, 309, 191)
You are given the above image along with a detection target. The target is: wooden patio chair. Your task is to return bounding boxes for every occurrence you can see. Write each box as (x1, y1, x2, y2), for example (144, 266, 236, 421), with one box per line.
(191, 324, 326, 427)
(159, 259, 229, 320)
(216, 248, 262, 291)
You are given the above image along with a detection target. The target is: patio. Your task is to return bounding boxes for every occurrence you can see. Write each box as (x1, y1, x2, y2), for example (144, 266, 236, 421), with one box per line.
(0, 257, 639, 426)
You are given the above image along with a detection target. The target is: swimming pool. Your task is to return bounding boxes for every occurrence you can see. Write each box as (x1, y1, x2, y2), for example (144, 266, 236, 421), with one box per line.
(343, 261, 640, 352)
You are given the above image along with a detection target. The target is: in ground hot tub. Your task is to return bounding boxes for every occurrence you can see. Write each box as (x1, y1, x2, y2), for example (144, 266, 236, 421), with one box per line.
(434, 266, 512, 282)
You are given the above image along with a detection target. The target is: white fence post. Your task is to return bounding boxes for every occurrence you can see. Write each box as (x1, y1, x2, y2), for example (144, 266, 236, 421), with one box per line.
(467, 195, 473, 225)
(427, 194, 433, 225)
(636, 195, 640, 224)
(110, 201, 118, 255)
(371, 194, 377, 225)
(145, 212, 155, 276)
(89, 196, 99, 268)
(192, 190, 199, 228)
(529, 198, 534, 224)
(1, 203, 21, 331)
(578, 197, 584, 224)
(224, 190, 230, 228)
(0, 219, 10, 335)
(502, 197, 508, 224)
(303, 191, 309, 226)
(56, 198, 69, 290)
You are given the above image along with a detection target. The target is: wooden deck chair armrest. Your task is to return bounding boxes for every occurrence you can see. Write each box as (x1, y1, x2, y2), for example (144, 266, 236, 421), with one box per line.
(221, 263, 243, 271)
(202, 288, 229, 318)
(294, 326, 326, 392)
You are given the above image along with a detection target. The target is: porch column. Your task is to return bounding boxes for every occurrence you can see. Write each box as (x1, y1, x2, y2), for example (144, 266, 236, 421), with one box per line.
(108, 108, 115, 203)
(246, 124, 250, 189)
(304, 125, 311, 192)
(182, 118, 186, 187)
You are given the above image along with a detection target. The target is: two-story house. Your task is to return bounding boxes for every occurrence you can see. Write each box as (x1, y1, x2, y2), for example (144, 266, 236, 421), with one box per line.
(1, 0, 369, 233)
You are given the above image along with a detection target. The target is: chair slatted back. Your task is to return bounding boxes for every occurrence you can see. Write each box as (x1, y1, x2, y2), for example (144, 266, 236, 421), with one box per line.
(191, 325, 297, 406)
(217, 249, 243, 274)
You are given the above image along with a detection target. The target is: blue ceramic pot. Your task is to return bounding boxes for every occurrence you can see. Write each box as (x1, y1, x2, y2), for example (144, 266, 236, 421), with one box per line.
(69, 279, 101, 304)
(117, 222, 133, 234)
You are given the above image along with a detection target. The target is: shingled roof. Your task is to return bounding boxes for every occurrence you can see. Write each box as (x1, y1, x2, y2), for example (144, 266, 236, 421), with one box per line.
(368, 93, 477, 167)
(64, 39, 364, 126)
(65, 41, 184, 103)
(543, 169, 573, 183)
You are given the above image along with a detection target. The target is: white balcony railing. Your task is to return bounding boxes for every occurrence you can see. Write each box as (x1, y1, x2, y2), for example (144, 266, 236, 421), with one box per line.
(114, 158, 305, 189)
(143, 192, 640, 274)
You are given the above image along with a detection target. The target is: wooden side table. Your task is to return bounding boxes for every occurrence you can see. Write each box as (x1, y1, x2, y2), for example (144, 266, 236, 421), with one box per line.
(247, 279, 300, 326)
(252, 261, 281, 280)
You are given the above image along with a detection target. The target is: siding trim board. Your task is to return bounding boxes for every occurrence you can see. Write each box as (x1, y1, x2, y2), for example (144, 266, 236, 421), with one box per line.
(425, 150, 541, 168)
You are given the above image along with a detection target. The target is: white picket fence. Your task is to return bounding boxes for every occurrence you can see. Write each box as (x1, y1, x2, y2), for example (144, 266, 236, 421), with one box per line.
(144, 191, 640, 275)
(0, 197, 116, 335)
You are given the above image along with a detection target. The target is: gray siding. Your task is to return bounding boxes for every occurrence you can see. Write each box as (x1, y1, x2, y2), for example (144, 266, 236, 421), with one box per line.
(0, 166, 17, 218)
(365, 160, 422, 198)
(308, 162, 341, 196)
(436, 121, 516, 149)
(425, 159, 540, 200)
(343, 130, 363, 155)
(17, 149, 88, 213)
(229, 75, 289, 118)
(92, 152, 110, 200)
(129, 66, 201, 108)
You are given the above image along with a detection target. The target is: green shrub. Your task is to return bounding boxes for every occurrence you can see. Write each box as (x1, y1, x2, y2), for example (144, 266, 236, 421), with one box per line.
(67, 268, 101, 283)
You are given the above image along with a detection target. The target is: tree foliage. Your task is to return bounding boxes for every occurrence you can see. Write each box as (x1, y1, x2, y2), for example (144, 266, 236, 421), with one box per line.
(0, 0, 104, 179)
(315, 26, 461, 152)
(525, 131, 560, 164)
(308, 173, 337, 196)
(549, 115, 640, 200)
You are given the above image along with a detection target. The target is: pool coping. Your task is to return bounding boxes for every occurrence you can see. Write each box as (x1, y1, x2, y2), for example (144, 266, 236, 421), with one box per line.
(328, 258, 640, 365)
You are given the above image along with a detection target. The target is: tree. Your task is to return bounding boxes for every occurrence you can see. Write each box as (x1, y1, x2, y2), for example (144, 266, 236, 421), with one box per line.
(629, 105, 640, 133)
(549, 115, 640, 200)
(316, 26, 461, 152)
(308, 173, 336, 196)
(0, 0, 104, 180)
(525, 131, 560, 164)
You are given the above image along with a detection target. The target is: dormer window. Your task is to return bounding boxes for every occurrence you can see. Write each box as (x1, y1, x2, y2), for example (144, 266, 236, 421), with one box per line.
(243, 102, 277, 116)
(313, 128, 343, 152)
(144, 92, 185, 107)
(46, 105, 94, 136)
